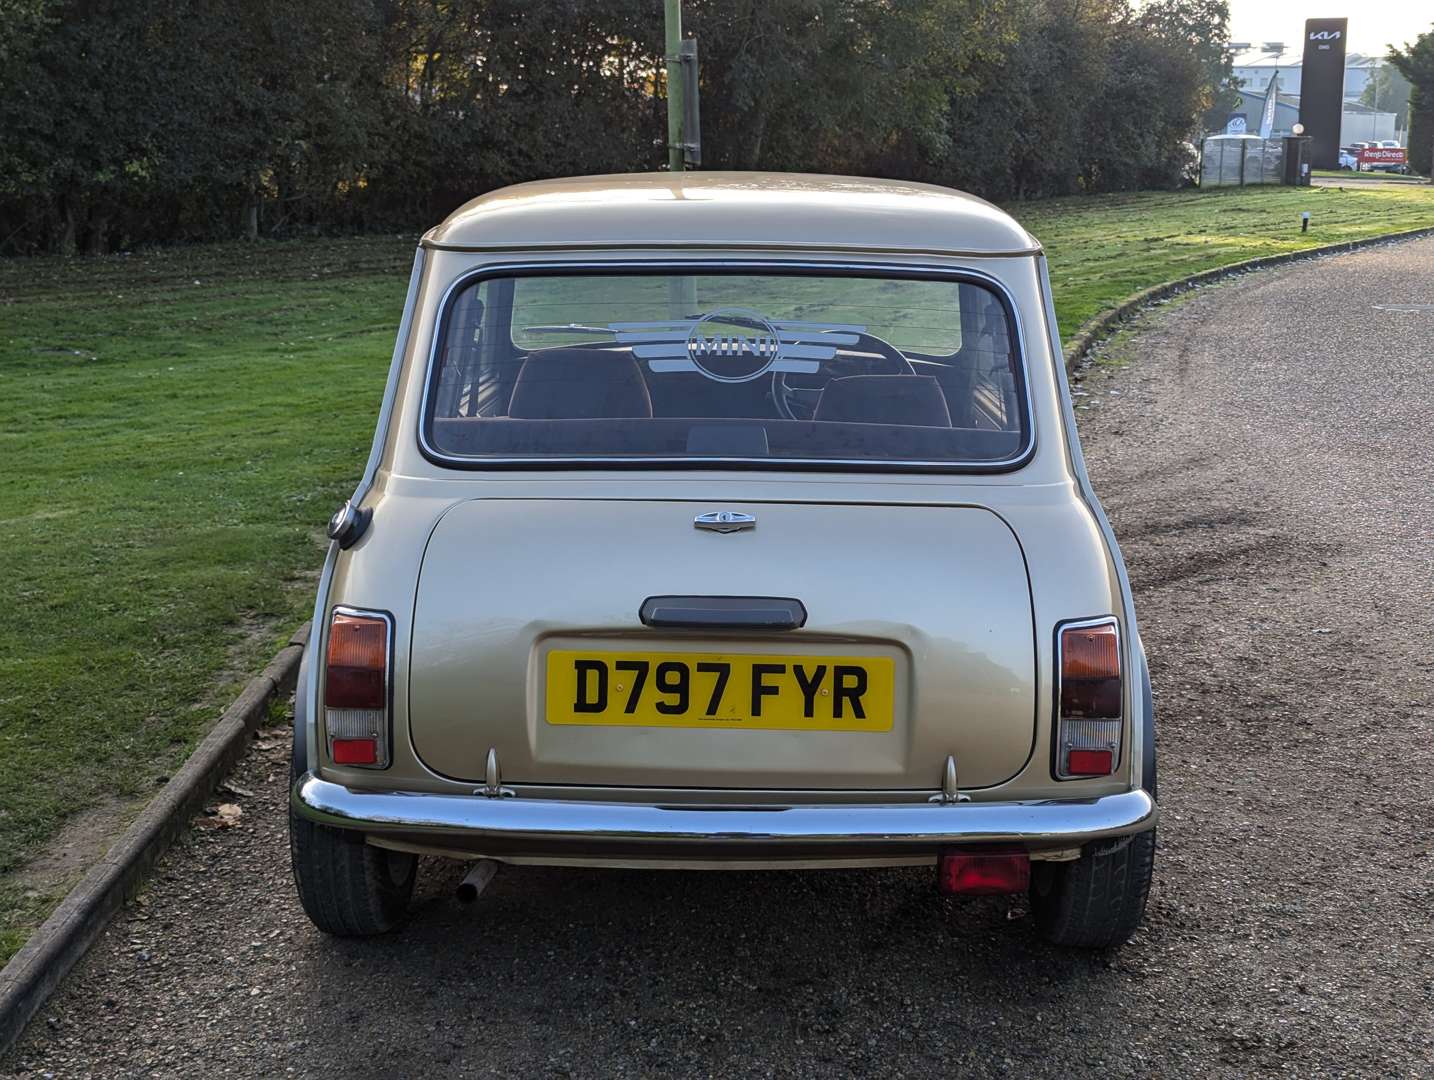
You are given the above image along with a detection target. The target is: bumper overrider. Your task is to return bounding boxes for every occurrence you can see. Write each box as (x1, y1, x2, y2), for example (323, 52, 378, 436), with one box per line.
(292, 772, 1156, 863)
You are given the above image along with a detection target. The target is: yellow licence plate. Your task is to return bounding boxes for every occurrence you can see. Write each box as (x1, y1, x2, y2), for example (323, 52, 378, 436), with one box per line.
(545, 650, 895, 731)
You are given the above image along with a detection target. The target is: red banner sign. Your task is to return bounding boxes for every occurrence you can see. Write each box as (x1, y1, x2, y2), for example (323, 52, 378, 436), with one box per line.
(1358, 147, 1407, 166)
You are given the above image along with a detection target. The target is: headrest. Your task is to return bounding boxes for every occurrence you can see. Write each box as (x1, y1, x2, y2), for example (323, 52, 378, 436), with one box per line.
(507, 349, 653, 420)
(813, 375, 951, 428)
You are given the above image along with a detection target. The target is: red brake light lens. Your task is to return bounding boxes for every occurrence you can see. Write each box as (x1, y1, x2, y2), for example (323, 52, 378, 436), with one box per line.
(325, 612, 387, 709)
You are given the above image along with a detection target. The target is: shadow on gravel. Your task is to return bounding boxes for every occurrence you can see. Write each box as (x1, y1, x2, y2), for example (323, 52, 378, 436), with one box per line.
(284, 861, 1143, 1076)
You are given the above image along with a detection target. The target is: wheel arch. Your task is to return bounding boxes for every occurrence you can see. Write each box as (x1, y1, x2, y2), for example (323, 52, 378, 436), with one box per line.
(1136, 634, 1156, 798)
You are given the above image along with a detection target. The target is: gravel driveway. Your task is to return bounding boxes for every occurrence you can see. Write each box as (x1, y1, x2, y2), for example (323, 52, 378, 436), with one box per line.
(5, 237, 1433, 1079)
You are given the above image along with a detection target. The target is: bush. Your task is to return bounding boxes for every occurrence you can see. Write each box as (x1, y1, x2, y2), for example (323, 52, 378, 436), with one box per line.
(0, 0, 1234, 254)
(1390, 28, 1434, 178)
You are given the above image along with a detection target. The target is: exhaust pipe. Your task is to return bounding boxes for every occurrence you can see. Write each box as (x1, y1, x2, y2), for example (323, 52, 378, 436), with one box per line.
(455, 859, 499, 904)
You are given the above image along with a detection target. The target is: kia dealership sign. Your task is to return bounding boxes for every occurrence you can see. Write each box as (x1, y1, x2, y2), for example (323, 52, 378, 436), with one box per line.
(1298, 18, 1348, 170)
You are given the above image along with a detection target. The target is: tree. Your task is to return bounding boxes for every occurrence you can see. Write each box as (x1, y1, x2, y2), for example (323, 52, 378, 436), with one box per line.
(932, 0, 1219, 199)
(1099, 7, 1208, 189)
(683, 0, 1007, 175)
(362, 0, 659, 224)
(0, 0, 57, 245)
(0, 0, 1249, 253)
(1360, 63, 1412, 129)
(1389, 26, 1434, 177)
(1136, 0, 1237, 136)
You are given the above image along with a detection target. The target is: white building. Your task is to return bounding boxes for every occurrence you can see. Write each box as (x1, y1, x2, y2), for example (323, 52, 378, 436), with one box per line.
(1229, 49, 1383, 101)
(1227, 48, 1402, 144)
(1339, 101, 1399, 144)
(1226, 91, 1398, 145)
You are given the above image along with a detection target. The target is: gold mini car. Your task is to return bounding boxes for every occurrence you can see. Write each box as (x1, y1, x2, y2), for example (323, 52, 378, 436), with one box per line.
(289, 173, 1157, 948)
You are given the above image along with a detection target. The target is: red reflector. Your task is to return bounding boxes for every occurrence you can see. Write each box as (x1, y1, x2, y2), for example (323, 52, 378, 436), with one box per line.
(326, 612, 387, 709)
(332, 738, 378, 765)
(1067, 748, 1114, 776)
(937, 848, 1030, 895)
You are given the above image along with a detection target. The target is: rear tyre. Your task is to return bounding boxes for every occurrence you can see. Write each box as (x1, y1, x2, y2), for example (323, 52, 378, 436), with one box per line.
(1029, 828, 1155, 949)
(289, 732, 416, 936)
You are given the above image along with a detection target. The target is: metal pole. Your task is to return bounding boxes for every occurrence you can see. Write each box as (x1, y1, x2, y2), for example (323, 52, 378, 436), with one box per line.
(665, 0, 684, 173)
(663, 0, 697, 317)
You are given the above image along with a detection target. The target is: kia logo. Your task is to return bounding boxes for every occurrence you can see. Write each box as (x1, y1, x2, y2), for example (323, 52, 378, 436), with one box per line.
(1309, 30, 1341, 40)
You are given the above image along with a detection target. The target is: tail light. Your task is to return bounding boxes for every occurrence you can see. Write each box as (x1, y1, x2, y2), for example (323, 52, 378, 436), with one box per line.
(1055, 617, 1122, 779)
(324, 607, 392, 769)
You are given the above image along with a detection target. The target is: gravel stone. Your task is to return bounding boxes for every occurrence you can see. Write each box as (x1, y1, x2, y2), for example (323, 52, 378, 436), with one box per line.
(4, 237, 1432, 1078)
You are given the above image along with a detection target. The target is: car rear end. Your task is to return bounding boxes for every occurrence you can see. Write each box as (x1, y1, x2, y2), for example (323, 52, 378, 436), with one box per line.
(289, 175, 1156, 947)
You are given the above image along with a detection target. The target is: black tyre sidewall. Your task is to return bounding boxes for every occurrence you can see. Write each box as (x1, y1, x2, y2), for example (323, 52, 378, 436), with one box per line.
(287, 657, 417, 936)
(1030, 828, 1156, 949)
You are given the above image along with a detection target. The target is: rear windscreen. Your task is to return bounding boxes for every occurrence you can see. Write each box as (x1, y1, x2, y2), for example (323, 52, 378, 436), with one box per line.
(422, 270, 1029, 467)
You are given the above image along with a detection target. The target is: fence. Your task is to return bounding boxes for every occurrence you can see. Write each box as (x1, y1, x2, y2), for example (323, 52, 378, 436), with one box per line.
(1201, 136, 1285, 187)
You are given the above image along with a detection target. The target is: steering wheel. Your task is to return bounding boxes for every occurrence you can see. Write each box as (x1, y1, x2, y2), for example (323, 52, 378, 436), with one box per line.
(772, 333, 914, 421)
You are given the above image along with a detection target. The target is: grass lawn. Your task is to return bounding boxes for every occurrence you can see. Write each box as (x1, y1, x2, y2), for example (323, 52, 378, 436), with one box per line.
(0, 238, 415, 958)
(1022, 183, 1434, 333)
(3, 181, 1434, 961)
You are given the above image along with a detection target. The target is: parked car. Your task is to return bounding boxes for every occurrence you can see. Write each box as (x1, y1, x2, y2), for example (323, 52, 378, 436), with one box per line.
(1338, 147, 1359, 170)
(288, 173, 1158, 949)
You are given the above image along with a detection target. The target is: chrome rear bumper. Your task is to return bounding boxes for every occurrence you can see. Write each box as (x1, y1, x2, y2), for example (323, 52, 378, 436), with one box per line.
(292, 773, 1156, 863)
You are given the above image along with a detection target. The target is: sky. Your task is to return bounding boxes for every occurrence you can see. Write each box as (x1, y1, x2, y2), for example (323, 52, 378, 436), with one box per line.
(1226, 0, 1431, 56)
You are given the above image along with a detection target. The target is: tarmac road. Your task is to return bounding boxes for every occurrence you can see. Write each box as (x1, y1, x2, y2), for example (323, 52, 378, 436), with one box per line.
(4, 237, 1433, 1079)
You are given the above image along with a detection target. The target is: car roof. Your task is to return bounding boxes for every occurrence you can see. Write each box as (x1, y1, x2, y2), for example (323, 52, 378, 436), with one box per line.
(422, 172, 1040, 257)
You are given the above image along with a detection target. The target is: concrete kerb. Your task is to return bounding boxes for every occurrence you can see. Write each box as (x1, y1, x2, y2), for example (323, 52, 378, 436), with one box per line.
(0, 623, 310, 1056)
(1062, 224, 1434, 371)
